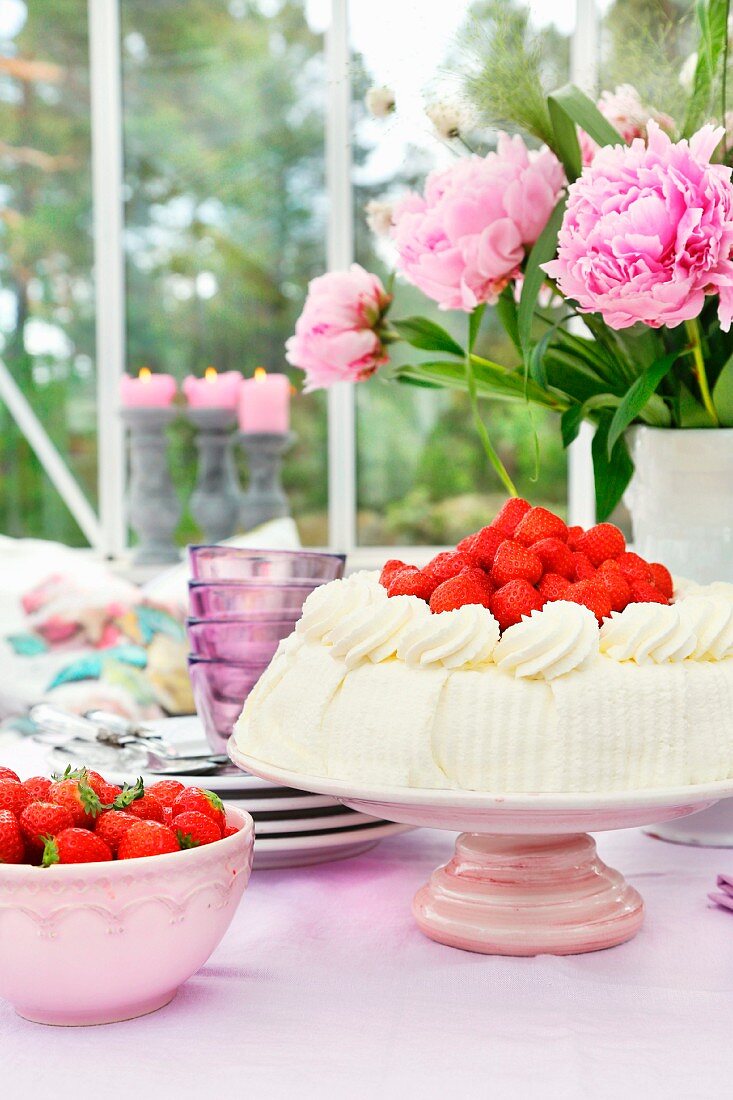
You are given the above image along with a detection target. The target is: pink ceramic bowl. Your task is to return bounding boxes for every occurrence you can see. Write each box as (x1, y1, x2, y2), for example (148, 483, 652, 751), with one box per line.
(188, 545, 345, 583)
(0, 806, 254, 1026)
(187, 617, 295, 662)
(189, 657, 269, 752)
(189, 580, 319, 620)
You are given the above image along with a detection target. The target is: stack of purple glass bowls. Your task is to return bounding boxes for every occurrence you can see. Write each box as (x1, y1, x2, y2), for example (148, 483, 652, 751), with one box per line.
(187, 547, 346, 753)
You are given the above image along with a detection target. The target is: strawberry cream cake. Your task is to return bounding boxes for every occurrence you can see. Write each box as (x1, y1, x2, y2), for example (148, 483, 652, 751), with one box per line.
(234, 499, 733, 793)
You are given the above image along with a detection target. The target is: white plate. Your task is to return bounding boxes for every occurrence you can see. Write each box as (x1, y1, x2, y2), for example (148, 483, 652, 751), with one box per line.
(222, 793, 339, 813)
(252, 821, 411, 870)
(252, 810, 381, 835)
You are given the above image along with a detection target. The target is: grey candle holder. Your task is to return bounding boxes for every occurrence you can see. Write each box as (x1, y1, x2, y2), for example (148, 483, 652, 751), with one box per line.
(188, 407, 241, 544)
(238, 431, 296, 531)
(121, 407, 182, 565)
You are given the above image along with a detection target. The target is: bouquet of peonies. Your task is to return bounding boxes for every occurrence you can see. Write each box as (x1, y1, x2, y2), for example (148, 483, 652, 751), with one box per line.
(286, 0, 733, 519)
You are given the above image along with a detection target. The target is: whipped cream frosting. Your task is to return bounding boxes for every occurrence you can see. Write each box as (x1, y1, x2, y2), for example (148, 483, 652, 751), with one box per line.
(396, 603, 500, 669)
(296, 572, 385, 644)
(677, 596, 733, 660)
(493, 601, 598, 680)
(599, 603, 697, 663)
(328, 595, 428, 668)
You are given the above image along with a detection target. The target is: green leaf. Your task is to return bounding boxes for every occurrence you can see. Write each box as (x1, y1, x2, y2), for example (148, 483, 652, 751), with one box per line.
(391, 317, 464, 358)
(713, 352, 733, 425)
(518, 197, 567, 359)
(607, 352, 680, 456)
(496, 286, 520, 352)
(468, 303, 486, 352)
(679, 382, 718, 426)
(111, 776, 145, 810)
(547, 83, 625, 152)
(561, 394, 621, 448)
(683, 0, 730, 137)
(547, 94, 582, 181)
(176, 830, 201, 850)
(41, 836, 60, 868)
(561, 405, 584, 449)
(592, 417, 635, 522)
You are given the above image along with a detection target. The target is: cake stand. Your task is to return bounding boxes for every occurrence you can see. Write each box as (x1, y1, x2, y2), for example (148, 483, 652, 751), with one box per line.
(229, 740, 733, 956)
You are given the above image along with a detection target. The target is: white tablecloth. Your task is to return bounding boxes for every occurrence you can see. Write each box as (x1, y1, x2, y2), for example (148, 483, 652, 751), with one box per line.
(2, 814, 733, 1098)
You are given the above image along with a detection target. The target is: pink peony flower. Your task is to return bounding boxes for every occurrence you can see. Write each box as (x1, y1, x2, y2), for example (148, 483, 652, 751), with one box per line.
(391, 134, 564, 311)
(285, 264, 392, 391)
(579, 84, 675, 166)
(543, 122, 733, 331)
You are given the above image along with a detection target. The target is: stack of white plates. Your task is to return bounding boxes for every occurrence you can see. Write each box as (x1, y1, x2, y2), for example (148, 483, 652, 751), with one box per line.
(74, 717, 410, 870)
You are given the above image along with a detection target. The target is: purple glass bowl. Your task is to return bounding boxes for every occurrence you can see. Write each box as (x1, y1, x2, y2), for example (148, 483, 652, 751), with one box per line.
(187, 618, 295, 663)
(189, 581, 319, 620)
(188, 546, 345, 584)
(189, 657, 271, 753)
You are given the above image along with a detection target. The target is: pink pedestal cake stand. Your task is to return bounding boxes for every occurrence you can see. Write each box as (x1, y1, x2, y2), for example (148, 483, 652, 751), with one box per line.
(229, 741, 733, 956)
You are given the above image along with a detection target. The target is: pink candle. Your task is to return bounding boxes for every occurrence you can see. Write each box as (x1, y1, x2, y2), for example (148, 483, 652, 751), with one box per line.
(120, 368, 177, 407)
(183, 367, 243, 409)
(238, 368, 291, 432)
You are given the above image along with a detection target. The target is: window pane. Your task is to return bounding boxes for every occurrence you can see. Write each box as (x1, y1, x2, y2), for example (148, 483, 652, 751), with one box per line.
(351, 0, 571, 546)
(120, 0, 328, 546)
(0, 0, 96, 546)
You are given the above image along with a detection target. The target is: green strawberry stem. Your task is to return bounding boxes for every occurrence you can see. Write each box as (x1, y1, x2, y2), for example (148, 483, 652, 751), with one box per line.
(109, 776, 145, 811)
(176, 830, 200, 850)
(41, 835, 60, 867)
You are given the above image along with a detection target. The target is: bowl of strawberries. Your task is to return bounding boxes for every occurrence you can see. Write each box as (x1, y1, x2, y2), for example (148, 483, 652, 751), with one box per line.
(0, 765, 254, 1026)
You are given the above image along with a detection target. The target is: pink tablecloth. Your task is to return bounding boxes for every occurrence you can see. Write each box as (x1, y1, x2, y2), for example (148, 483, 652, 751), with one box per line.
(2, 818, 733, 1097)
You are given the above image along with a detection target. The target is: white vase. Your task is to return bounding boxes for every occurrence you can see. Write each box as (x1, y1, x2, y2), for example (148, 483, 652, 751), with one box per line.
(624, 426, 733, 845)
(624, 426, 733, 583)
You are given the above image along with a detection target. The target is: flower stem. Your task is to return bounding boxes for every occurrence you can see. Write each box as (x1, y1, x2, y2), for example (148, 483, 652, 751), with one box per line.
(685, 318, 720, 426)
(464, 353, 518, 497)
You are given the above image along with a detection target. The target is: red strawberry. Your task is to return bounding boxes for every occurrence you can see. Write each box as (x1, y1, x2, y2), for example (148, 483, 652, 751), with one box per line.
(20, 802, 75, 850)
(94, 810, 139, 854)
(379, 559, 408, 589)
(576, 522, 626, 566)
(0, 809, 25, 864)
(572, 552, 596, 581)
(387, 568, 434, 601)
(490, 580, 544, 631)
(117, 820, 181, 860)
(566, 525, 584, 551)
(0, 779, 29, 816)
(42, 828, 113, 866)
(649, 562, 674, 599)
(423, 551, 477, 586)
(222, 824, 239, 839)
(20, 776, 51, 803)
(490, 540, 543, 588)
(49, 773, 103, 826)
(125, 793, 165, 823)
(173, 810, 222, 848)
(538, 573, 571, 602)
(597, 569, 632, 613)
(565, 580, 612, 623)
(491, 497, 531, 538)
(171, 788, 226, 832)
(532, 537, 575, 580)
(84, 770, 107, 796)
(0, 767, 20, 783)
(628, 578, 668, 605)
(616, 552, 653, 585)
(429, 568, 494, 614)
(457, 526, 503, 570)
(162, 806, 174, 827)
(514, 506, 568, 547)
(148, 779, 186, 810)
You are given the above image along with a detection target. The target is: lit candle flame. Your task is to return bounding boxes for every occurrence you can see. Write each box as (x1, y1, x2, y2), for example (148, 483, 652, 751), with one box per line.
(139, 367, 152, 383)
(204, 366, 218, 383)
(254, 367, 267, 382)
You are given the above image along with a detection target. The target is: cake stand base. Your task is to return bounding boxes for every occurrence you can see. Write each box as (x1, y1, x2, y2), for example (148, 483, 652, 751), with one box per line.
(412, 832, 644, 956)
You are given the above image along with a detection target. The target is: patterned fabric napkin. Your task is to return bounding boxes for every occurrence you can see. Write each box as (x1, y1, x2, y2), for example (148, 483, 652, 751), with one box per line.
(709, 874, 733, 911)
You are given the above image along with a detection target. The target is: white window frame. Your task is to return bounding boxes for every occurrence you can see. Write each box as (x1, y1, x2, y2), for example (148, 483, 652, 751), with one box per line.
(4, 0, 599, 562)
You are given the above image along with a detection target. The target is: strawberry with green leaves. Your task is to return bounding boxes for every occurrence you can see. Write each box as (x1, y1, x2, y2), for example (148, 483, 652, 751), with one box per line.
(173, 810, 221, 848)
(20, 802, 75, 851)
(49, 767, 104, 826)
(42, 828, 113, 866)
(171, 788, 226, 832)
